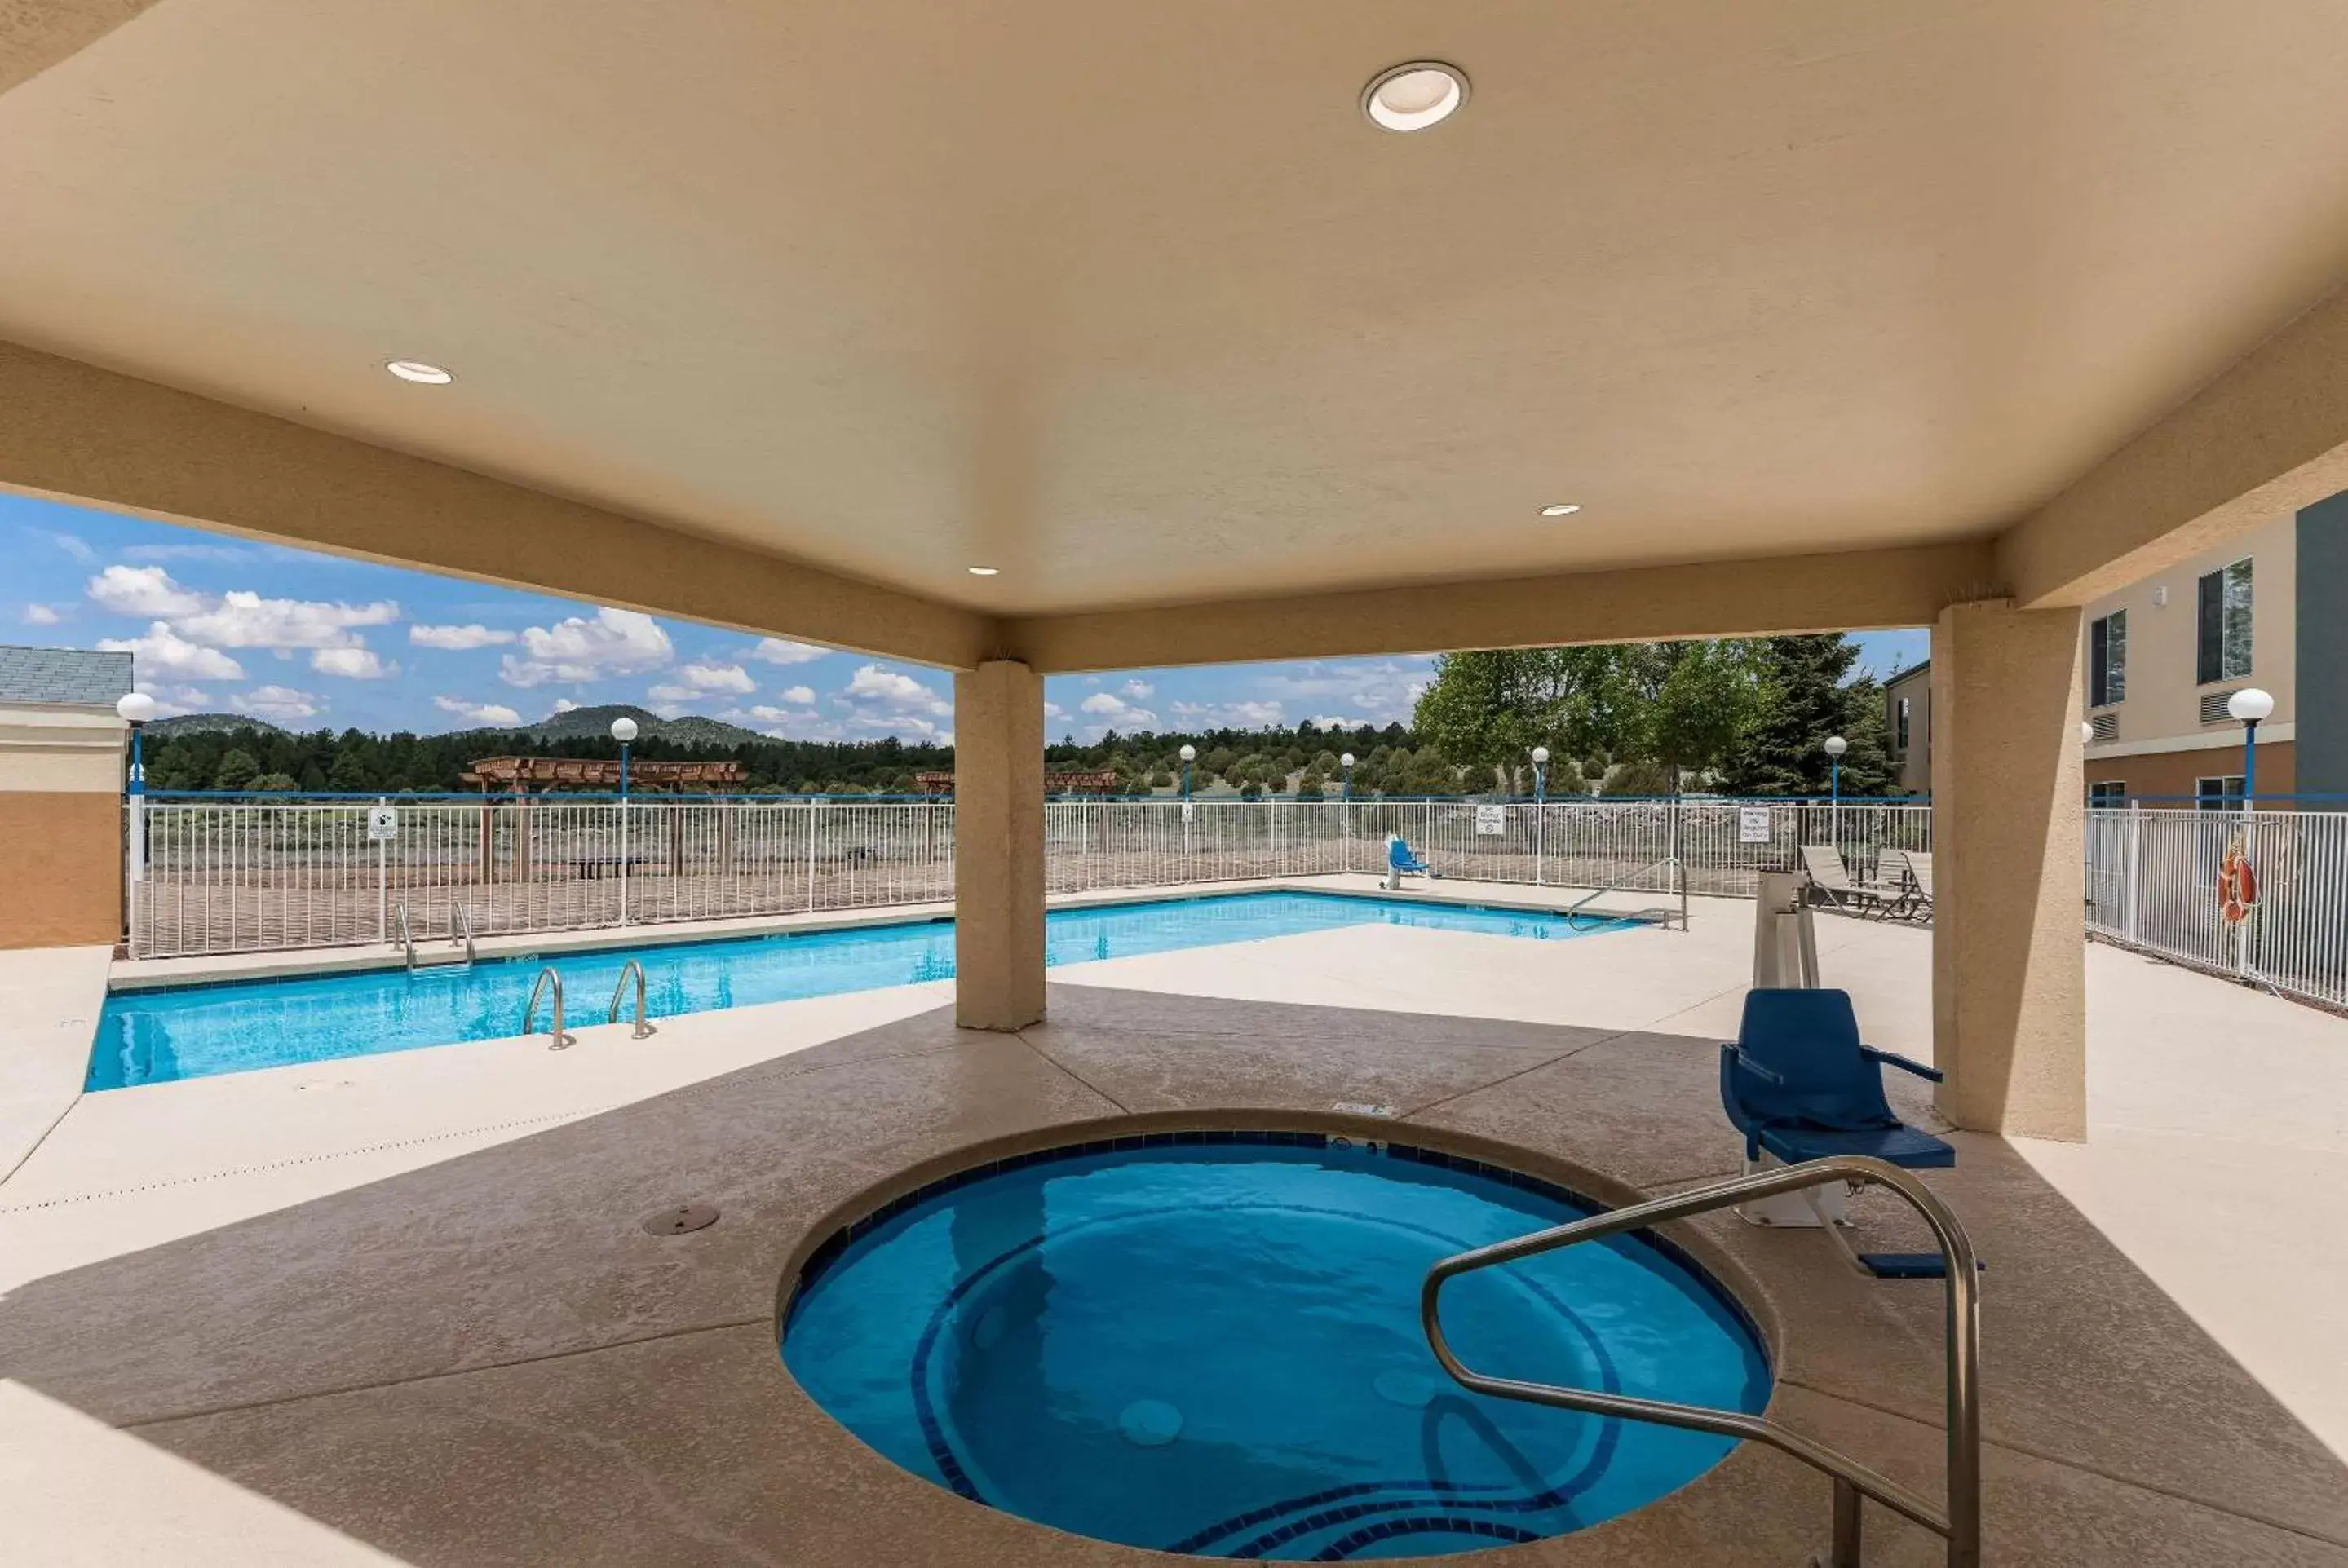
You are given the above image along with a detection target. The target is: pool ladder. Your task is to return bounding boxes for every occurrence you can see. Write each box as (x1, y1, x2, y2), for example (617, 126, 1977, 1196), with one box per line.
(395, 901, 476, 973)
(523, 967, 575, 1049)
(1422, 1155, 1979, 1567)
(608, 960, 656, 1039)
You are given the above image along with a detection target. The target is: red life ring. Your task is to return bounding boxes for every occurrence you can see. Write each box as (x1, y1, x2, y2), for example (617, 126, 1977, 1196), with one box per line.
(2218, 846, 2257, 925)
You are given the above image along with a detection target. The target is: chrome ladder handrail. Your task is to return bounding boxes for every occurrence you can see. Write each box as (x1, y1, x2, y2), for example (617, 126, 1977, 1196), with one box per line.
(1563, 850, 1687, 931)
(523, 967, 574, 1049)
(607, 960, 656, 1039)
(449, 902, 476, 968)
(1422, 1155, 1978, 1567)
(393, 900, 418, 970)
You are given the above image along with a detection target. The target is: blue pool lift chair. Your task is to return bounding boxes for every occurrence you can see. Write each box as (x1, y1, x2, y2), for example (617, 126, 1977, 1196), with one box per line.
(1383, 834, 1435, 890)
(1720, 987, 1970, 1280)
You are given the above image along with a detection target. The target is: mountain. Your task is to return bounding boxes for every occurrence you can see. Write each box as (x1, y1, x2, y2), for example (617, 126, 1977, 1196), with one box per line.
(458, 704, 767, 749)
(146, 713, 290, 739)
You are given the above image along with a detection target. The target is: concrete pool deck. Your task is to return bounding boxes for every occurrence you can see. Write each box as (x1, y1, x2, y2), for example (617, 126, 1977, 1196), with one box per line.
(2, 886, 2346, 1563)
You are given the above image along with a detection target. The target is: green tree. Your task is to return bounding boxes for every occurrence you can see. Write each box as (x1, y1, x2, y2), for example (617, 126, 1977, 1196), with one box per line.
(1717, 635, 1898, 796)
(213, 748, 259, 792)
(250, 771, 298, 793)
(1413, 649, 1614, 793)
(327, 747, 372, 793)
(1610, 639, 1764, 794)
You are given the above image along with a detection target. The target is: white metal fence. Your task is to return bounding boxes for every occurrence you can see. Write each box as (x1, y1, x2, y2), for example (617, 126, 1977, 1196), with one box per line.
(2086, 804, 2348, 1011)
(123, 795, 1933, 959)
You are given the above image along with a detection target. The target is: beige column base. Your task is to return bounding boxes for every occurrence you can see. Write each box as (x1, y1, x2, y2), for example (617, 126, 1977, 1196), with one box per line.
(953, 660, 1046, 1031)
(1930, 599, 2088, 1139)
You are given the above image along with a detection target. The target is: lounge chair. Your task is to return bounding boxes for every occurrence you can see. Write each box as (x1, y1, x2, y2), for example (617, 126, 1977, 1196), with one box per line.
(1719, 987, 1964, 1279)
(1383, 834, 1434, 890)
(1900, 850, 1935, 922)
(1798, 843, 1900, 917)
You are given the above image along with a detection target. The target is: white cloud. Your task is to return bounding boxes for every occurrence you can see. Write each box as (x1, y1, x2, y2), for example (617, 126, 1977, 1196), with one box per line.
(434, 695, 524, 727)
(647, 683, 699, 703)
(97, 622, 246, 682)
(232, 684, 324, 724)
(176, 589, 398, 650)
(1170, 698, 1285, 729)
(676, 660, 755, 694)
(87, 565, 208, 618)
(743, 691, 816, 722)
(843, 664, 953, 716)
(29, 527, 96, 563)
(551, 698, 581, 714)
(310, 647, 398, 680)
(1305, 714, 1368, 732)
(1124, 679, 1155, 698)
(1045, 702, 1069, 721)
(141, 683, 213, 719)
(747, 638, 830, 665)
(499, 607, 674, 687)
(409, 623, 518, 650)
(21, 603, 61, 626)
(780, 684, 816, 705)
(1081, 690, 1159, 729)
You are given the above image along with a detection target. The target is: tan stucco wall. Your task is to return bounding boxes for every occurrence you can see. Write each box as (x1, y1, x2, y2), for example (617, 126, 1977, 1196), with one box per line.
(2086, 740, 2293, 802)
(2078, 514, 2294, 755)
(0, 791, 119, 948)
(952, 661, 1044, 1030)
(1884, 665, 1932, 795)
(1931, 602, 2087, 1141)
(0, 703, 127, 793)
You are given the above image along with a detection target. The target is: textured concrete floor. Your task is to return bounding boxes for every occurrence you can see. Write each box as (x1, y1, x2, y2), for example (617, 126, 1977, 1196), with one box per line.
(2, 895, 2345, 1564)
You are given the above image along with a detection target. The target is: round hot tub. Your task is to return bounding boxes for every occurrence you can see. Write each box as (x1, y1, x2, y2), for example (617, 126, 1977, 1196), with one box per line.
(780, 1132, 1768, 1561)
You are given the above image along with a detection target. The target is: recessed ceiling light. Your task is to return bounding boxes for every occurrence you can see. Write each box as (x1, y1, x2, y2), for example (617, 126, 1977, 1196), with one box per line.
(1540, 503, 1581, 517)
(967, 566, 1000, 576)
(384, 359, 454, 385)
(1362, 61, 1470, 133)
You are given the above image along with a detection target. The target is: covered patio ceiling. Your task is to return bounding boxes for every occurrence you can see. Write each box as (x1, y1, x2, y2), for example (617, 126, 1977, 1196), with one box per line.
(7, 1, 2348, 665)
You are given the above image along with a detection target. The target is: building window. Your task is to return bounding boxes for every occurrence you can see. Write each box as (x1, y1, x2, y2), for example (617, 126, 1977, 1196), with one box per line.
(2195, 559, 2253, 684)
(2088, 780, 2127, 807)
(2195, 775, 2246, 811)
(1895, 696, 1911, 755)
(2088, 610, 2126, 707)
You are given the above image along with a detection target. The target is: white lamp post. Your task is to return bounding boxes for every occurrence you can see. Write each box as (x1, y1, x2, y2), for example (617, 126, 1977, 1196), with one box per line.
(1339, 752, 1355, 802)
(611, 716, 639, 923)
(1178, 744, 1197, 852)
(2227, 688, 2274, 813)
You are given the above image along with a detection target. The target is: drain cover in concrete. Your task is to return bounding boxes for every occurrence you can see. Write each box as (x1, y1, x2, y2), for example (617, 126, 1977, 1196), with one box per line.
(643, 1204, 719, 1235)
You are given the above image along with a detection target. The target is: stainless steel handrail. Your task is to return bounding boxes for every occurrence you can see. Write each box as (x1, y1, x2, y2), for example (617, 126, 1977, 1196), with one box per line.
(449, 902, 476, 967)
(393, 901, 418, 970)
(1563, 850, 1687, 930)
(1422, 1155, 1978, 1567)
(608, 960, 656, 1039)
(523, 967, 574, 1049)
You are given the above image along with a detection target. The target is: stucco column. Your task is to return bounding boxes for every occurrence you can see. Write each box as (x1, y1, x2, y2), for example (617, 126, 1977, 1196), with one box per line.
(0, 704, 128, 950)
(1929, 600, 2087, 1139)
(954, 659, 1046, 1030)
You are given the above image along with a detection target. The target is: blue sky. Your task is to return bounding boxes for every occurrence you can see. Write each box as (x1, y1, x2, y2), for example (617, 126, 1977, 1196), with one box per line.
(6, 492, 1929, 743)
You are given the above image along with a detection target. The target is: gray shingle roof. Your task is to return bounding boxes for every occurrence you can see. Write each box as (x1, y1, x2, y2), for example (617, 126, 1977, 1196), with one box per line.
(0, 645, 135, 707)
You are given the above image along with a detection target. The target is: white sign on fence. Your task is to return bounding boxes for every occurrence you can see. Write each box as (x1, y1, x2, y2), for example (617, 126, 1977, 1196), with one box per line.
(367, 804, 399, 841)
(1738, 805, 1772, 845)
(1475, 804, 1507, 836)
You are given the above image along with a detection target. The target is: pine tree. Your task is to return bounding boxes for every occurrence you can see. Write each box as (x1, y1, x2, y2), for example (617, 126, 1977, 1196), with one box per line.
(1718, 636, 1898, 796)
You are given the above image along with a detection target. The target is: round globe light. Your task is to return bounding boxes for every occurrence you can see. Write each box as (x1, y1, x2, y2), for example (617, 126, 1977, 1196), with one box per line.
(1339, 753, 1355, 769)
(1361, 61, 1469, 133)
(1178, 744, 1196, 763)
(1530, 746, 1550, 765)
(610, 717, 639, 743)
(116, 692, 158, 724)
(2226, 687, 2275, 724)
(1823, 735, 1848, 757)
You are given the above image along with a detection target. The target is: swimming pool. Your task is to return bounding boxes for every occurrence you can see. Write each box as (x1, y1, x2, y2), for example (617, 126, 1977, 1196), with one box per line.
(91, 891, 1629, 1089)
(782, 1134, 1767, 1560)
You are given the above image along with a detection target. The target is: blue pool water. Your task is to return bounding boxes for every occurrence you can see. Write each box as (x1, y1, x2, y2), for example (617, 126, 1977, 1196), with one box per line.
(782, 1136, 1768, 1560)
(91, 891, 1629, 1089)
